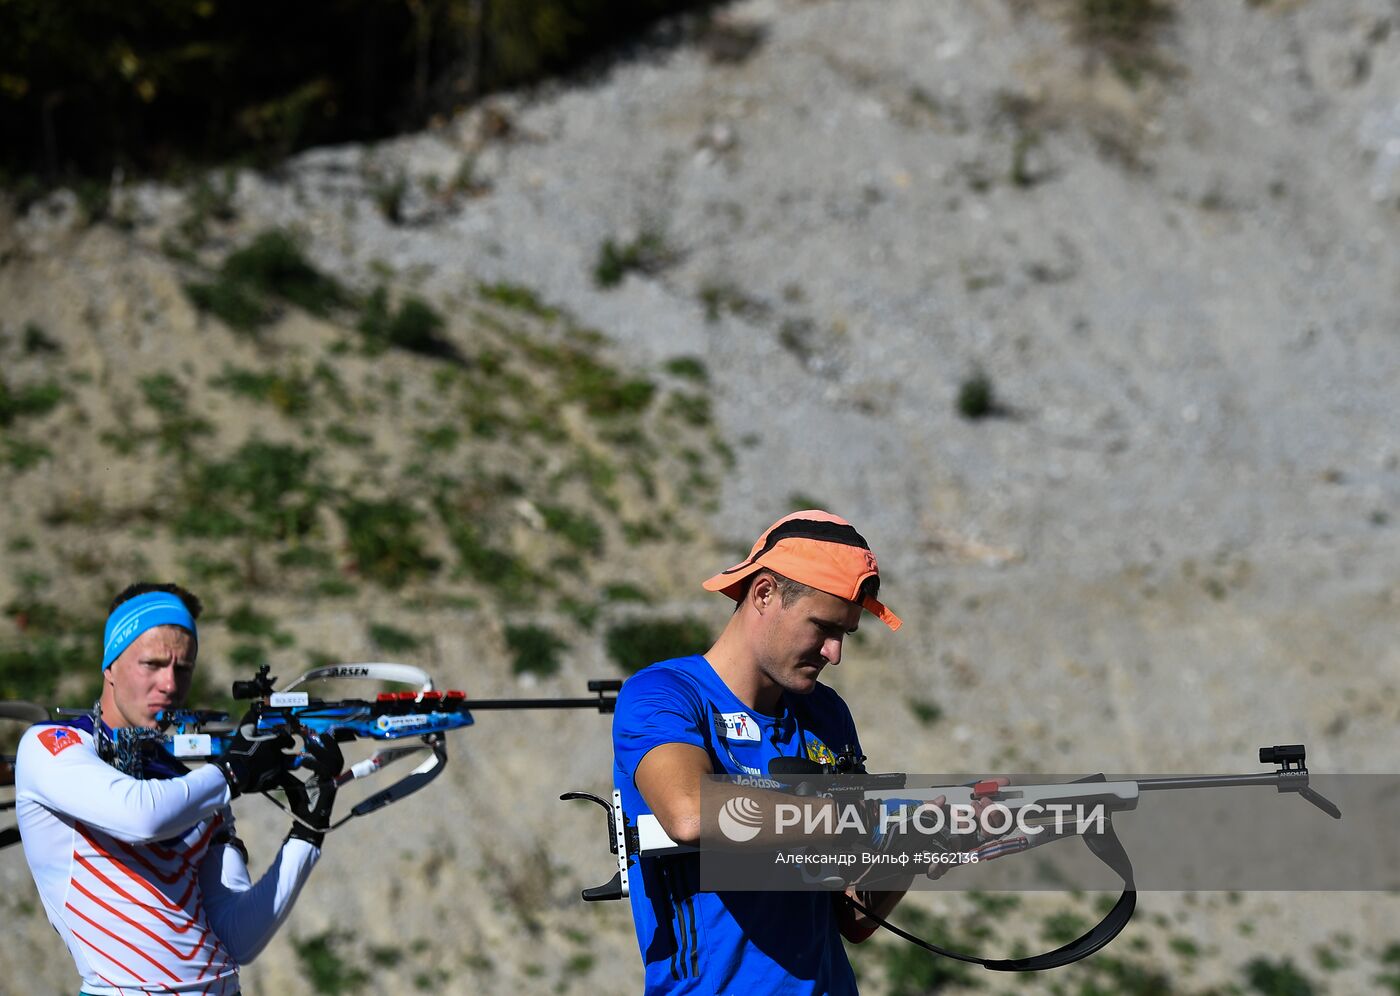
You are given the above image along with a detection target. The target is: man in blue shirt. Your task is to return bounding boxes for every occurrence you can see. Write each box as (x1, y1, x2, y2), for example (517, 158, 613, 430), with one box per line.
(613, 510, 906, 994)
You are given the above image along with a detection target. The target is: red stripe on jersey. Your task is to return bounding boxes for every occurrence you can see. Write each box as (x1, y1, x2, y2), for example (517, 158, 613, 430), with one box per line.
(76, 827, 199, 910)
(67, 904, 178, 982)
(70, 878, 217, 962)
(66, 896, 186, 980)
(74, 853, 204, 932)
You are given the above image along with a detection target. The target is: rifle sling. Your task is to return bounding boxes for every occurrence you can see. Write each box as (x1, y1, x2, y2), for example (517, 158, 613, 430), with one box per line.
(847, 774, 1138, 972)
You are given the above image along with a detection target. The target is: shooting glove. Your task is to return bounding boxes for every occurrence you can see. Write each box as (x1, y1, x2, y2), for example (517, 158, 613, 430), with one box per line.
(283, 730, 345, 848)
(214, 715, 294, 798)
(855, 797, 966, 888)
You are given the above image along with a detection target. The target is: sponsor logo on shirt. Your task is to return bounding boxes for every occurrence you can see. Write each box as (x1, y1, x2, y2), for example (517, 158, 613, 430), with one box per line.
(38, 727, 81, 757)
(715, 711, 760, 742)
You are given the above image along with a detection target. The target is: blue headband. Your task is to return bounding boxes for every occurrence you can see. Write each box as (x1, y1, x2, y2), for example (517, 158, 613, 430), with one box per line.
(102, 592, 197, 670)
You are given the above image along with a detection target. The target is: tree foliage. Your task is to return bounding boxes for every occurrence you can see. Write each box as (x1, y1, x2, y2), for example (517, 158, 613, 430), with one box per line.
(0, 0, 710, 180)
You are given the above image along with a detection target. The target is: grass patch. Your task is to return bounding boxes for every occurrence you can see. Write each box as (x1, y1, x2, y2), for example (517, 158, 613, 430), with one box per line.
(539, 504, 605, 554)
(140, 373, 215, 451)
(593, 230, 676, 288)
(369, 623, 422, 654)
(295, 929, 369, 995)
(338, 497, 440, 587)
(0, 377, 63, 426)
(371, 170, 408, 223)
(174, 440, 325, 543)
(3, 437, 50, 471)
(1073, 0, 1174, 85)
(602, 582, 650, 604)
(697, 279, 768, 323)
(861, 906, 977, 994)
(222, 229, 347, 317)
(22, 322, 62, 355)
(1243, 957, 1317, 996)
(557, 355, 655, 417)
(663, 356, 709, 383)
(358, 287, 460, 361)
(604, 617, 711, 674)
(0, 636, 87, 701)
(907, 697, 944, 727)
(226, 603, 283, 640)
(209, 365, 314, 417)
(956, 369, 1004, 420)
(479, 281, 558, 319)
(434, 492, 545, 603)
(664, 392, 711, 427)
(185, 229, 348, 332)
(505, 624, 566, 678)
(184, 276, 272, 331)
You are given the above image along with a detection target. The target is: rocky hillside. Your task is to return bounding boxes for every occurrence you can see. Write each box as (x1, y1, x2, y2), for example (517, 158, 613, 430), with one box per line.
(4, 0, 1400, 993)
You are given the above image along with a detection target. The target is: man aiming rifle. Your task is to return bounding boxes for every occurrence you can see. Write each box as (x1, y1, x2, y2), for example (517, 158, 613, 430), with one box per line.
(13, 582, 340, 996)
(612, 510, 932, 994)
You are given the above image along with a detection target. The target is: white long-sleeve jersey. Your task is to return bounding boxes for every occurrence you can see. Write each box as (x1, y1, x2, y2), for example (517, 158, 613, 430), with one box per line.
(16, 720, 321, 996)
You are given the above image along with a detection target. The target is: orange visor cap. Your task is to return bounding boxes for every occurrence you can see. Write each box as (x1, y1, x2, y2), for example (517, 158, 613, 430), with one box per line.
(701, 510, 902, 631)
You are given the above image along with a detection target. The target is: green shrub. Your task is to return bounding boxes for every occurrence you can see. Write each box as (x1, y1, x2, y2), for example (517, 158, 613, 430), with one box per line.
(956, 370, 1001, 420)
(295, 929, 369, 995)
(140, 372, 215, 449)
(175, 440, 325, 542)
(1074, 0, 1174, 85)
(907, 697, 943, 727)
(0, 1, 712, 181)
(1077, 0, 1171, 47)
(3, 437, 50, 471)
(0, 633, 89, 701)
(479, 281, 557, 319)
(604, 617, 710, 674)
(0, 377, 63, 426)
(338, 497, 440, 587)
(226, 603, 280, 638)
(177, 171, 239, 247)
(539, 504, 604, 554)
(1243, 957, 1317, 996)
(184, 277, 273, 332)
(505, 624, 566, 678)
(593, 230, 675, 288)
(602, 582, 650, 604)
(665, 392, 711, 427)
(663, 356, 708, 382)
(223, 230, 348, 317)
(229, 643, 266, 669)
(209, 365, 314, 417)
(21, 322, 61, 355)
(371, 170, 408, 223)
(186, 230, 347, 332)
(696, 280, 766, 323)
(358, 287, 459, 360)
(556, 352, 655, 418)
(368, 623, 421, 653)
(856, 906, 975, 994)
(438, 514, 543, 602)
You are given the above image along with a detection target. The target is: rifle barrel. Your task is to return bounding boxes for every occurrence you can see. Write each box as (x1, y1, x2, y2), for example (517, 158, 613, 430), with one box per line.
(1137, 773, 1282, 791)
(464, 697, 615, 712)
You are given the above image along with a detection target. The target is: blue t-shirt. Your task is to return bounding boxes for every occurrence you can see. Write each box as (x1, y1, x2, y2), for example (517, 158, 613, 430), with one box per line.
(613, 655, 863, 995)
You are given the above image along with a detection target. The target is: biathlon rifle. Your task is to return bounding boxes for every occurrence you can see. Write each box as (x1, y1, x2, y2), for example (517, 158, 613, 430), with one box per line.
(564, 744, 1340, 972)
(1, 701, 51, 849)
(51, 663, 620, 832)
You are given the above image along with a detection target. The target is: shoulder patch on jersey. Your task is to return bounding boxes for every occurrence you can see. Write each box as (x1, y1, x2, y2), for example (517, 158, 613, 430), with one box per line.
(714, 711, 760, 742)
(37, 727, 82, 757)
(806, 738, 837, 766)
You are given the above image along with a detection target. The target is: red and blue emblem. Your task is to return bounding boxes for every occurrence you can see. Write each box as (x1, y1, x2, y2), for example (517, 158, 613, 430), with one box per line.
(37, 727, 81, 757)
